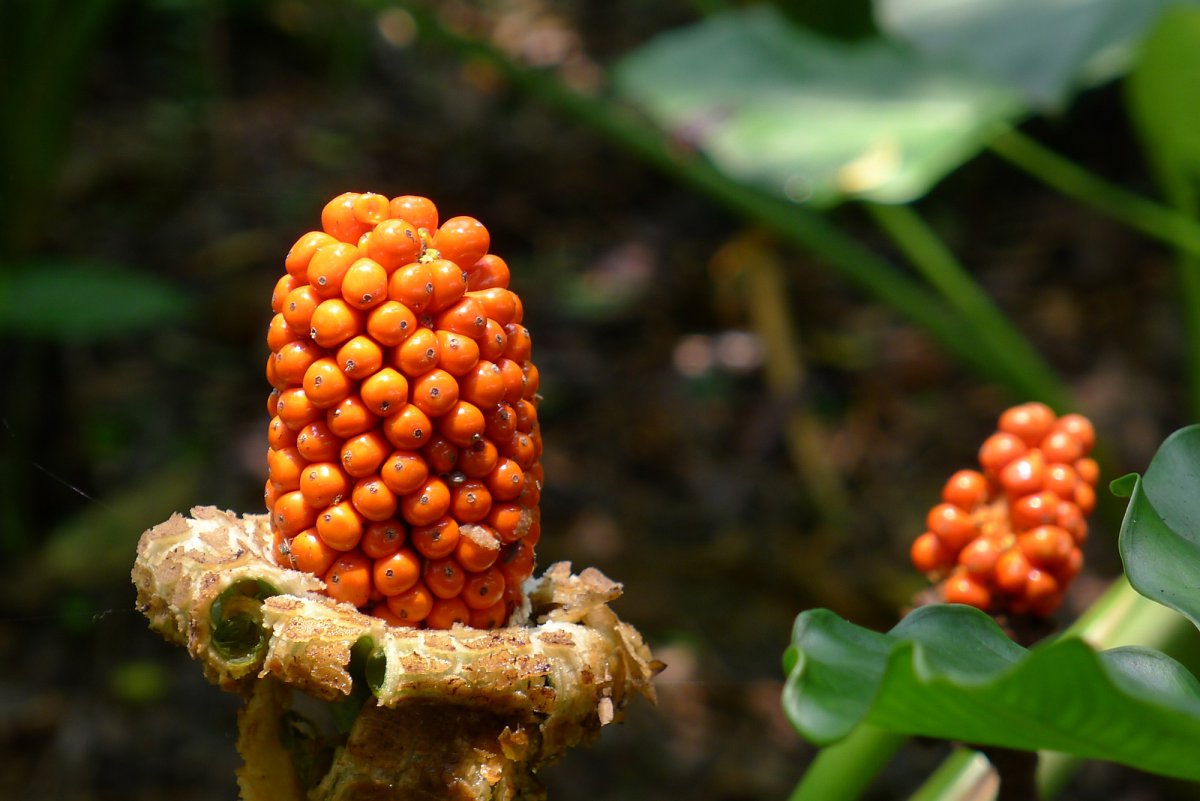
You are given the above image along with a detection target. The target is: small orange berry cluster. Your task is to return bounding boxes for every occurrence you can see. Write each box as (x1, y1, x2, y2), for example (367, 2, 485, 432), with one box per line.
(264, 192, 542, 630)
(910, 403, 1098, 617)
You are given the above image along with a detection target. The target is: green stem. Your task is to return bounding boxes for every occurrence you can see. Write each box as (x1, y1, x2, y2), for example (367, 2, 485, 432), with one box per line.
(789, 725, 906, 801)
(987, 129, 1200, 259)
(907, 748, 996, 801)
(865, 202, 1071, 409)
(398, 3, 1050, 400)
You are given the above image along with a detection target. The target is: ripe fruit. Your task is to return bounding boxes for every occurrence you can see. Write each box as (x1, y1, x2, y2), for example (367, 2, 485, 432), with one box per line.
(911, 404, 1098, 617)
(265, 192, 541, 627)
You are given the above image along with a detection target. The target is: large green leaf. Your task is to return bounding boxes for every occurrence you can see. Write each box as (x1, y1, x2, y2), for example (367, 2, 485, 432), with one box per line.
(612, 6, 1025, 207)
(783, 604, 1200, 780)
(0, 261, 191, 341)
(875, 0, 1196, 110)
(1126, 7, 1200, 204)
(1116, 425, 1200, 629)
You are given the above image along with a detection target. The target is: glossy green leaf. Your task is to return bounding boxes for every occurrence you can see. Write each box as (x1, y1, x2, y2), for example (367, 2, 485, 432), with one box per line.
(784, 604, 1200, 780)
(1126, 7, 1200, 203)
(1118, 425, 1200, 629)
(612, 6, 1024, 207)
(875, 0, 1195, 109)
(0, 261, 191, 341)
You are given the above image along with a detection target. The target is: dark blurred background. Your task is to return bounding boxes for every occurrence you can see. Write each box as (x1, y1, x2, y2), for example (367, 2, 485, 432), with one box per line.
(2, 1, 1196, 799)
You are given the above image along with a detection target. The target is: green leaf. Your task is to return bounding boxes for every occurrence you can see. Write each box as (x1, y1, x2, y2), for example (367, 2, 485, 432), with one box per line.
(875, 0, 1195, 110)
(1126, 6, 1200, 206)
(612, 6, 1025, 207)
(1118, 425, 1200, 629)
(784, 604, 1200, 780)
(0, 261, 191, 341)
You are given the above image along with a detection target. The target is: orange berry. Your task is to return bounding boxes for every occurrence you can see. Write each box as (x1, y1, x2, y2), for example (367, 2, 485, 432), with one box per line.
(385, 580, 435, 624)
(998, 402, 1055, 446)
(324, 550, 372, 608)
(268, 313, 298, 351)
(361, 519, 406, 559)
(274, 490, 318, 537)
(1057, 547, 1084, 584)
(978, 431, 1026, 475)
(266, 353, 288, 390)
(433, 216, 490, 270)
(299, 462, 350, 508)
(468, 599, 508, 629)
(459, 360, 505, 408)
(503, 432, 537, 471)
(389, 195, 439, 232)
(513, 398, 538, 434)
(426, 259, 468, 313)
(1043, 463, 1078, 500)
(326, 393, 378, 438)
(351, 476, 399, 522)
(400, 477, 451, 526)
(502, 323, 532, 362)
(309, 298, 363, 348)
(1024, 569, 1061, 615)
(282, 284, 321, 334)
(1074, 481, 1096, 516)
(487, 502, 531, 543)
(1074, 457, 1100, 487)
(382, 404, 433, 450)
(941, 570, 991, 610)
(485, 402, 517, 444)
(272, 273, 299, 314)
(485, 457, 525, 502)
(517, 472, 541, 508)
(495, 358, 527, 404)
(411, 516, 461, 560)
(360, 367, 410, 416)
(353, 192, 391, 227)
(999, 450, 1045, 498)
(274, 339, 323, 386)
(467, 253, 510, 290)
(267, 446, 306, 492)
(522, 363, 540, 399)
(460, 438, 499, 479)
(1053, 413, 1095, 453)
(1040, 429, 1083, 465)
(340, 258, 388, 310)
(424, 556, 467, 600)
(426, 596, 470, 630)
(1056, 500, 1088, 544)
(1010, 491, 1061, 532)
(925, 503, 976, 552)
(439, 400, 486, 448)
(388, 262, 435, 313)
(395, 327, 441, 377)
(454, 524, 501, 571)
(462, 567, 506, 611)
(307, 242, 360, 299)
(367, 218, 422, 272)
(370, 604, 407, 626)
(373, 547, 422, 596)
(912, 530, 952, 575)
(423, 434, 460, 474)
(450, 480, 493, 524)
(411, 368, 460, 417)
(336, 335, 384, 379)
(267, 389, 281, 418)
(1018, 525, 1074, 569)
(993, 548, 1031, 594)
(268, 416, 298, 450)
(380, 449, 430, 495)
(289, 528, 339, 575)
(524, 513, 541, 546)
(285, 230, 339, 278)
(436, 330, 480, 377)
(478, 318, 508, 361)
(366, 300, 418, 347)
(322, 192, 372, 243)
(465, 288, 518, 327)
(316, 501, 365, 551)
(958, 537, 1003, 578)
(276, 388, 324, 430)
(434, 296, 488, 339)
(303, 357, 354, 409)
(340, 429, 390, 478)
(498, 538, 535, 586)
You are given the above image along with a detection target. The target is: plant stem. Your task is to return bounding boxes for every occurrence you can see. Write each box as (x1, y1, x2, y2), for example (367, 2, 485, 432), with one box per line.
(397, 3, 1050, 400)
(865, 202, 1071, 409)
(789, 725, 906, 801)
(987, 129, 1200, 260)
(907, 748, 996, 801)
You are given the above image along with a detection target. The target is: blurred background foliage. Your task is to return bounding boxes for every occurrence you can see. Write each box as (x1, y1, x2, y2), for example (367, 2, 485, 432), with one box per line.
(2, 0, 1200, 799)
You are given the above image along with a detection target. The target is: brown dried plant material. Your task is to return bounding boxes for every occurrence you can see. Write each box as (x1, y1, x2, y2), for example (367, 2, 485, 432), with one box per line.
(133, 507, 657, 800)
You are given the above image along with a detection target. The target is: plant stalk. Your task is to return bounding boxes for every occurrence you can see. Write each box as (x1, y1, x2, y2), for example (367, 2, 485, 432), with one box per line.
(789, 725, 906, 801)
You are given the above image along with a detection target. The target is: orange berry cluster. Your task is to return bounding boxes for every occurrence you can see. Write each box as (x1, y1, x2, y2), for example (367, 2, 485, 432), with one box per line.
(910, 403, 1098, 617)
(264, 192, 542, 630)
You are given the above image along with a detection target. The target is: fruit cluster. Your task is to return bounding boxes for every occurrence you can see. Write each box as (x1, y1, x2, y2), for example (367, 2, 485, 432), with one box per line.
(264, 192, 542, 630)
(910, 403, 1098, 617)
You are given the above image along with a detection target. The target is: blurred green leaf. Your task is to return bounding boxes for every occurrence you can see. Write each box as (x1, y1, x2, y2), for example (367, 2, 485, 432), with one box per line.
(1126, 7, 1200, 204)
(109, 660, 171, 704)
(784, 605, 1200, 780)
(875, 0, 1195, 110)
(1117, 425, 1200, 629)
(612, 5, 1024, 207)
(0, 261, 192, 341)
